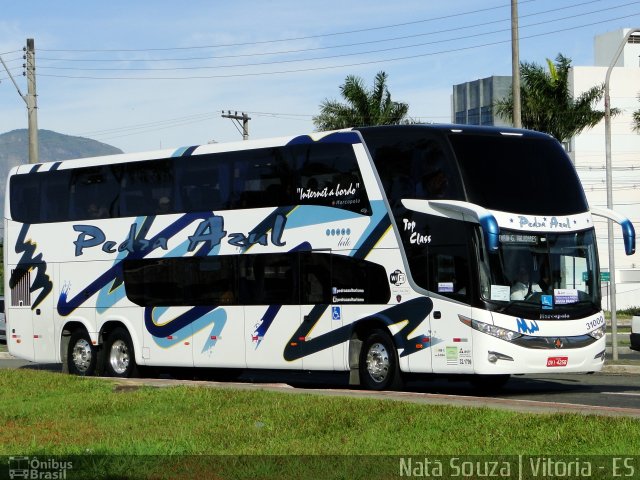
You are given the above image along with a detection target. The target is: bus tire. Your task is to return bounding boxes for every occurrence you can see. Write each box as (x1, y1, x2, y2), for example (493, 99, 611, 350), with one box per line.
(67, 329, 97, 376)
(104, 327, 138, 378)
(359, 329, 403, 391)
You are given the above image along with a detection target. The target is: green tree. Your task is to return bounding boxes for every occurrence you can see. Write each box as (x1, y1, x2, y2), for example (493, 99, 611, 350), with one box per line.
(313, 71, 409, 130)
(495, 54, 617, 143)
(632, 93, 640, 132)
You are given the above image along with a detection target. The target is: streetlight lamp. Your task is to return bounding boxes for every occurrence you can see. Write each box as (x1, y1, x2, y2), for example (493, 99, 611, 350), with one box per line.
(604, 28, 640, 360)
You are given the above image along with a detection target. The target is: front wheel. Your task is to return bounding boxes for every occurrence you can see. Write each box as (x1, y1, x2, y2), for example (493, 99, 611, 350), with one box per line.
(67, 329, 97, 376)
(104, 327, 138, 378)
(359, 329, 403, 391)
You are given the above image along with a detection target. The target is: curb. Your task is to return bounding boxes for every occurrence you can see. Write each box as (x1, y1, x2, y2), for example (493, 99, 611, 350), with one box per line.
(0, 352, 14, 360)
(601, 363, 640, 374)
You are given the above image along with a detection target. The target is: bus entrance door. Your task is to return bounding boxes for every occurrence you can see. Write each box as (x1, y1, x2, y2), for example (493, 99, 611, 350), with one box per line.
(429, 299, 474, 374)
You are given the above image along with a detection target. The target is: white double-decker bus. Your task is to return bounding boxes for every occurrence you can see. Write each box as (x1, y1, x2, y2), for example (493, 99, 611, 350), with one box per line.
(4, 125, 635, 390)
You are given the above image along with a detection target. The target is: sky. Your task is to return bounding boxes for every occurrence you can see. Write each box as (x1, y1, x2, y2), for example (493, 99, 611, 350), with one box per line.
(1, 0, 640, 154)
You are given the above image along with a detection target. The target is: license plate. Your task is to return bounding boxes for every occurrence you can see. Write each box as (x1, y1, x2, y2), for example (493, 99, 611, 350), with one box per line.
(546, 356, 568, 367)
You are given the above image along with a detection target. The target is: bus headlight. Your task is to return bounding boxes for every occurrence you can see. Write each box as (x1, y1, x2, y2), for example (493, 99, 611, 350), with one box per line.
(588, 325, 606, 340)
(459, 315, 522, 342)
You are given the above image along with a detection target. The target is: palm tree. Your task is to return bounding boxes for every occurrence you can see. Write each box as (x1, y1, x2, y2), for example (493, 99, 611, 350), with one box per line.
(495, 54, 617, 143)
(313, 71, 409, 130)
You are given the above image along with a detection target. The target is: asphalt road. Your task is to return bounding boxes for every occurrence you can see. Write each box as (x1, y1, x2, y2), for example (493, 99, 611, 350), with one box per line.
(2, 351, 640, 417)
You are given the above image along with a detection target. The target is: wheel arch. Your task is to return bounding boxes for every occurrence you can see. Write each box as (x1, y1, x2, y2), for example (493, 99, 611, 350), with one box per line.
(60, 320, 93, 370)
(98, 317, 142, 366)
(347, 316, 397, 386)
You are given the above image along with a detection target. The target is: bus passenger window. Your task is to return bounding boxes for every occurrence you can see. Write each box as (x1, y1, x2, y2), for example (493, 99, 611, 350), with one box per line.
(121, 160, 174, 217)
(291, 142, 371, 215)
(69, 166, 119, 220)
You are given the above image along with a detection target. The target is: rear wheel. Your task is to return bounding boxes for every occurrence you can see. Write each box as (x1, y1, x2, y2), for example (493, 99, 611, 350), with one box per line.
(104, 327, 138, 378)
(359, 329, 403, 391)
(67, 330, 97, 376)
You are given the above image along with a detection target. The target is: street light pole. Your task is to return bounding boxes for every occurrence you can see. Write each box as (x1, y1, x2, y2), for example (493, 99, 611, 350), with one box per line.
(604, 28, 640, 360)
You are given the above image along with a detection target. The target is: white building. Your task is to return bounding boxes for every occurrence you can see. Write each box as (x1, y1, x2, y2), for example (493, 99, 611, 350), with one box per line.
(569, 28, 640, 310)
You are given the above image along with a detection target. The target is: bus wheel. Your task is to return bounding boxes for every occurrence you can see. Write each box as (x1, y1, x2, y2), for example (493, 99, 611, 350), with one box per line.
(67, 329, 97, 376)
(104, 327, 138, 378)
(359, 329, 403, 391)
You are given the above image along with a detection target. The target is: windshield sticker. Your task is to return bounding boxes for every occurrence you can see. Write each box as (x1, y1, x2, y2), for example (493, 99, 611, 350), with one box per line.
(554, 289, 579, 305)
(438, 282, 454, 293)
(541, 295, 553, 310)
(490, 285, 510, 302)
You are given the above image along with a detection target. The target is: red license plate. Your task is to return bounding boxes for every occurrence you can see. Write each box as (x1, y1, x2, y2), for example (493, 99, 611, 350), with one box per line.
(546, 356, 568, 367)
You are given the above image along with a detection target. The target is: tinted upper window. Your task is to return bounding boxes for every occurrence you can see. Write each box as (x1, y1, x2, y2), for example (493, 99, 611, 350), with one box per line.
(10, 142, 371, 224)
(358, 126, 465, 214)
(449, 133, 588, 215)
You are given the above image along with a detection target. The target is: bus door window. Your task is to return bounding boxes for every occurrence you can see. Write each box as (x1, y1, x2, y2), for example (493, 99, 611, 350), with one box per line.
(428, 248, 470, 302)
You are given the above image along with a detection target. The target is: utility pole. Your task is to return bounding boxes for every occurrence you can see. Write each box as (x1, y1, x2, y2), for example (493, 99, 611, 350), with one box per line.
(0, 38, 39, 163)
(221, 110, 250, 140)
(511, 0, 522, 128)
(25, 38, 39, 163)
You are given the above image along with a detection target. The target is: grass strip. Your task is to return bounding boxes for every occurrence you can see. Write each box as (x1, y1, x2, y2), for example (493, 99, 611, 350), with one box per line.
(2, 369, 639, 457)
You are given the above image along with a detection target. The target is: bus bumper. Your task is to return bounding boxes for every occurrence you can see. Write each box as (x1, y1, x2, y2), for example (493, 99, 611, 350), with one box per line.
(471, 334, 606, 374)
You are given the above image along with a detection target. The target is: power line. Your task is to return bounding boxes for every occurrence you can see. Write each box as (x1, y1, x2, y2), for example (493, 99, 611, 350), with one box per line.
(36, 4, 635, 73)
(37, 1, 539, 53)
(36, 0, 602, 64)
(36, 13, 640, 81)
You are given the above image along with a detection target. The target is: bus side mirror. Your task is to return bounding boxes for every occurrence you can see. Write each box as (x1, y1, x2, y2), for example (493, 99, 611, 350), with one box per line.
(591, 207, 636, 256)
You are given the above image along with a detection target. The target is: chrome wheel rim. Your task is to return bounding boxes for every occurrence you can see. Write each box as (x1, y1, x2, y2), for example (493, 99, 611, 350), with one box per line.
(72, 338, 93, 373)
(366, 342, 390, 383)
(109, 339, 130, 375)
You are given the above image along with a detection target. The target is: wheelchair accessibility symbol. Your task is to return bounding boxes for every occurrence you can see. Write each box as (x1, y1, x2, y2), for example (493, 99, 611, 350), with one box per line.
(332, 306, 342, 321)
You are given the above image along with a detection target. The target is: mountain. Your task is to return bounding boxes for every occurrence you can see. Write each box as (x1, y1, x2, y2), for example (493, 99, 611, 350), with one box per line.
(0, 129, 123, 233)
(0, 129, 122, 165)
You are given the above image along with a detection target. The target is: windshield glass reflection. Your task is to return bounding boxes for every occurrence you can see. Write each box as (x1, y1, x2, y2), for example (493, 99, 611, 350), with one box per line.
(479, 229, 600, 317)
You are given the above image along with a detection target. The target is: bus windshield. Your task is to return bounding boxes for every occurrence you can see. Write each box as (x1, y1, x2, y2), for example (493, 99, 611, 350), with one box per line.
(479, 229, 600, 317)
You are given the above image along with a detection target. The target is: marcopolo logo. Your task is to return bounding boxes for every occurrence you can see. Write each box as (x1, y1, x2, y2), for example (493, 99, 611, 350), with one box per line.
(8, 457, 73, 479)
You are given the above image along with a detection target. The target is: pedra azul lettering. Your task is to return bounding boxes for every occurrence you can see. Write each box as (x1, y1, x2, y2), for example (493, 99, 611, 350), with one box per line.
(73, 214, 287, 257)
